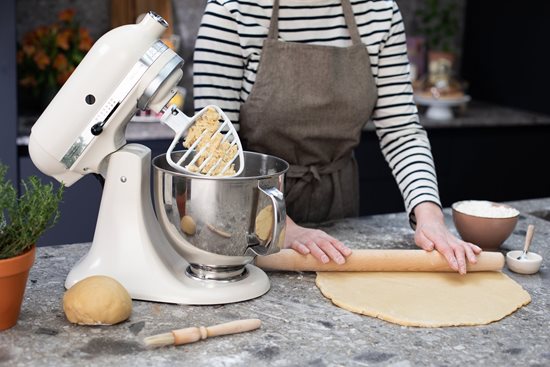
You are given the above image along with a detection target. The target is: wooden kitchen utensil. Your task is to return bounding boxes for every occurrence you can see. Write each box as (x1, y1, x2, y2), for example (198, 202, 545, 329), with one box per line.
(517, 224, 535, 260)
(255, 249, 504, 272)
(143, 319, 261, 348)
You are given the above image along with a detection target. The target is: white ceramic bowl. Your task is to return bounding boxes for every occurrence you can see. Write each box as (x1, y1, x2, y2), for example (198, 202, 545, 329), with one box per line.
(506, 250, 543, 274)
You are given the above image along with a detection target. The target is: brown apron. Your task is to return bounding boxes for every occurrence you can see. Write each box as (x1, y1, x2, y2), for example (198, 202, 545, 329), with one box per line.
(239, 0, 378, 223)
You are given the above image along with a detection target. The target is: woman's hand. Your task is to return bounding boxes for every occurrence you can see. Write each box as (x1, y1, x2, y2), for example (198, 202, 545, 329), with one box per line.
(414, 202, 482, 274)
(284, 217, 352, 264)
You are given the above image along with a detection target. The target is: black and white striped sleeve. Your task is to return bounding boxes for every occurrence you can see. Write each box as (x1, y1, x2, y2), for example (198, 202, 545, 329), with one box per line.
(193, 1, 244, 122)
(370, 1, 441, 220)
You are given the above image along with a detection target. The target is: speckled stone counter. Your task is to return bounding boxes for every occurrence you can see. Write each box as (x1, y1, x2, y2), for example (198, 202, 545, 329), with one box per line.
(1, 198, 549, 367)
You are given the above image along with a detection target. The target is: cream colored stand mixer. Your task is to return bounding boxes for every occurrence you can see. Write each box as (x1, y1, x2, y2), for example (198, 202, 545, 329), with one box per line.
(28, 12, 287, 304)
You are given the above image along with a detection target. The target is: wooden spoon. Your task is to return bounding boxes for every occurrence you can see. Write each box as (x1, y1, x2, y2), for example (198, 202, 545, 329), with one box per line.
(517, 224, 535, 260)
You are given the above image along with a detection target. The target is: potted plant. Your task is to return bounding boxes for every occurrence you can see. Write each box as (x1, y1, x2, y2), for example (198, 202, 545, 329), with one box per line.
(415, 0, 460, 90)
(0, 164, 63, 330)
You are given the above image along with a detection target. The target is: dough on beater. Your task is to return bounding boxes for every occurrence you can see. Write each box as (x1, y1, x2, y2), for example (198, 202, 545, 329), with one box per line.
(183, 107, 237, 176)
(316, 271, 531, 327)
(63, 275, 132, 325)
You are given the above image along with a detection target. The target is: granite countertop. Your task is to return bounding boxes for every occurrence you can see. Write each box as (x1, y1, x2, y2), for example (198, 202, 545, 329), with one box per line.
(417, 101, 550, 129)
(1, 198, 548, 366)
(16, 101, 550, 145)
(364, 100, 550, 131)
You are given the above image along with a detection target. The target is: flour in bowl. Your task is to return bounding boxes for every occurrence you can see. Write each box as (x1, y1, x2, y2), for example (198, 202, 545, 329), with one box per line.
(453, 200, 519, 218)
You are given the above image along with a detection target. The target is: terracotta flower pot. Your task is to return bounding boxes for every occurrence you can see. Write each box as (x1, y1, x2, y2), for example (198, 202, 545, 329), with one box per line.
(0, 246, 36, 330)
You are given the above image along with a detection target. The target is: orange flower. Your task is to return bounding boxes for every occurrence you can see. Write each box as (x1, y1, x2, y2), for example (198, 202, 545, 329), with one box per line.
(22, 44, 36, 57)
(78, 29, 93, 51)
(19, 75, 37, 88)
(53, 54, 68, 71)
(22, 32, 36, 45)
(56, 66, 75, 86)
(34, 26, 48, 39)
(58, 8, 75, 22)
(17, 8, 94, 92)
(56, 29, 72, 50)
(33, 50, 50, 70)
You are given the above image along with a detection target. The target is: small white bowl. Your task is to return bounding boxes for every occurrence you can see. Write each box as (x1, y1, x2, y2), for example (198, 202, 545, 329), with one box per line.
(506, 250, 543, 274)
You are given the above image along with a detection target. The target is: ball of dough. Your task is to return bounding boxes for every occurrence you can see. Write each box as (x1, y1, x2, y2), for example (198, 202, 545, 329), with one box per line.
(63, 275, 132, 325)
(180, 215, 196, 235)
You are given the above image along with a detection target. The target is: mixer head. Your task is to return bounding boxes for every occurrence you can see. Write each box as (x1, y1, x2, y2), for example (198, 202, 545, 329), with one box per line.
(29, 11, 183, 186)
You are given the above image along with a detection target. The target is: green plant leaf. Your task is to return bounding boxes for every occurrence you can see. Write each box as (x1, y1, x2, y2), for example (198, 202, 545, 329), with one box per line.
(0, 163, 64, 259)
(415, 0, 459, 53)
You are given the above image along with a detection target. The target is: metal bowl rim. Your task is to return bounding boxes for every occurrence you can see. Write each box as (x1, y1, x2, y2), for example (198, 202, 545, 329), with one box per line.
(152, 150, 289, 181)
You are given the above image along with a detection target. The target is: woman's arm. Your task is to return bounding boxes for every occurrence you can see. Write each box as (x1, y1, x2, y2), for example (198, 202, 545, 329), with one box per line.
(371, 2, 441, 218)
(372, 3, 479, 272)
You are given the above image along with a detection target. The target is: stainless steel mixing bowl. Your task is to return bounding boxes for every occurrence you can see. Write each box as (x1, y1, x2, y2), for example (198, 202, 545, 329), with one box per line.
(152, 151, 288, 280)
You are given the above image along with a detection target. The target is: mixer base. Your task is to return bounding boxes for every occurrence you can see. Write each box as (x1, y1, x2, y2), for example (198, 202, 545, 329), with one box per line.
(174, 264, 270, 304)
(64, 145, 271, 305)
(66, 258, 270, 305)
(186, 263, 249, 281)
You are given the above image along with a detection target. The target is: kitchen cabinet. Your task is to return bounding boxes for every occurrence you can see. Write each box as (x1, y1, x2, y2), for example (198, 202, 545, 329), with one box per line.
(356, 103, 550, 216)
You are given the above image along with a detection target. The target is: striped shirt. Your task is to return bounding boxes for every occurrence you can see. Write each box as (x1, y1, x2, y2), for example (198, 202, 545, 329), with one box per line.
(193, 0, 441, 218)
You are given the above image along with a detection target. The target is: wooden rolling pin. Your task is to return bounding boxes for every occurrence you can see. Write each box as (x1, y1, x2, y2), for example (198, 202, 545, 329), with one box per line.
(255, 249, 504, 272)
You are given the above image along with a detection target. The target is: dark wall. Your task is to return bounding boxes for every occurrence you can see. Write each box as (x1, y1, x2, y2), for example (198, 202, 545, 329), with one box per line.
(0, 0, 17, 184)
(462, 2, 550, 115)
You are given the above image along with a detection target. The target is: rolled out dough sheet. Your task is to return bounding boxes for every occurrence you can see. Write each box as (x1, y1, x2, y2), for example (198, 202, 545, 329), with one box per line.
(316, 272, 531, 327)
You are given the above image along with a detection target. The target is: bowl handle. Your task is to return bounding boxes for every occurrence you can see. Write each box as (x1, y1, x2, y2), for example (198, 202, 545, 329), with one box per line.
(246, 186, 286, 257)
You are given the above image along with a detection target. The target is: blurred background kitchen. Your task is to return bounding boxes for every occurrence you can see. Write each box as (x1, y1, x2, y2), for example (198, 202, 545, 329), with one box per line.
(1, 0, 549, 245)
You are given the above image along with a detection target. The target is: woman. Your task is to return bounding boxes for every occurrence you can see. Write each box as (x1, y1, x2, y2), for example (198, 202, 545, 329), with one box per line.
(193, 0, 480, 273)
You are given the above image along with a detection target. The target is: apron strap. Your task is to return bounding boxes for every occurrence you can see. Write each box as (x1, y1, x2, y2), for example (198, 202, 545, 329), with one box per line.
(269, 0, 362, 45)
(268, 0, 281, 40)
(341, 0, 362, 45)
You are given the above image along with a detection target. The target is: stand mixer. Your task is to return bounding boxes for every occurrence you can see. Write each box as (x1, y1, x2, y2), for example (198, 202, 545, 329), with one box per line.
(28, 12, 287, 304)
